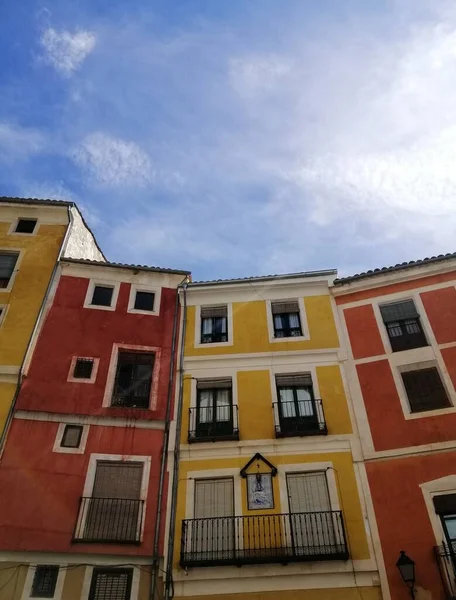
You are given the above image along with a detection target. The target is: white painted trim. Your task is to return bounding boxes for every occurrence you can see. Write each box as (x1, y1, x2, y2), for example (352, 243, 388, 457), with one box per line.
(193, 303, 234, 349)
(21, 563, 66, 600)
(365, 439, 456, 461)
(14, 410, 166, 429)
(127, 283, 162, 316)
(185, 468, 242, 519)
(391, 358, 456, 420)
(0, 303, 8, 327)
(0, 551, 151, 565)
(0, 247, 24, 293)
(67, 356, 100, 384)
(8, 217, 40, 237)
(83, 279, 120, 312)
(77, 454, 151, 543)
(420, 475, 456, 545)
(184, 349, 342, 369)
(81, 564, 140, 600)
(53, 423, 90, 454)
(102, 343, 162, 410)
(266, 297, 310, 343)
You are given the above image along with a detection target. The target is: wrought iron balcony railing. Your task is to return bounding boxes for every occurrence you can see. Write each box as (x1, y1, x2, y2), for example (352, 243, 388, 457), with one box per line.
(180, 510, 348, 567)
(434, 544, 456, 599)
(273, 399, 327, 437)
(73, 497, 144, 544)
(188, 405, 239, 442)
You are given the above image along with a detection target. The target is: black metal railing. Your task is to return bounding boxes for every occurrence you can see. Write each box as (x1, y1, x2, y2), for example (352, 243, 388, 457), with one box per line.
(273, 399, 327, 437)
(73, 497, 144, 544)
(188, 405, 239, 442)
(180, 511, 348, 567)
(274, 327, 302, 338)
(201, 332, 228, 344)
(434, 544, 456, 599)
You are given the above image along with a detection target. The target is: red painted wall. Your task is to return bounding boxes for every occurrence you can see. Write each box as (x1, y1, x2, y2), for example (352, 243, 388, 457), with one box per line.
(17, 275, 177, 420)
(357, 360, 456, 451)
(0, 419, 165, 555)
(367, 452, 456, 600)
(343, 305, 385, 359)
(0, 270, 179, 556)
(421, 287, 456, 345)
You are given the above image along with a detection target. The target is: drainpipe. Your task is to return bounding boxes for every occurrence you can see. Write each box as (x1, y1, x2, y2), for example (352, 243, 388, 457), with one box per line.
(164, 281, 188, 600)
(150, 275, 189, 600)
(0, 205, 74, 456)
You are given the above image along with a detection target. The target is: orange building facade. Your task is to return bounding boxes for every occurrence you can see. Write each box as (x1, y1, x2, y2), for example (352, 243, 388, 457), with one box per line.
(333, 255, 456, 600)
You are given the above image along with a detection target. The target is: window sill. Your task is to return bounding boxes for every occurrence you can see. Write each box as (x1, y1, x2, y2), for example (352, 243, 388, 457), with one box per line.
(194, 340, 233, 349)
(404, 405, 456, 420)
(270, 335, 309, 343)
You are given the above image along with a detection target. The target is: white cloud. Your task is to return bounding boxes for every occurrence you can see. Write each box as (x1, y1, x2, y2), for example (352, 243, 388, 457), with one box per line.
(72, 132, 154, 186)
(0, 123, 45, 162)
(229, 55, 292, 96)
(40, 28, 96, 76)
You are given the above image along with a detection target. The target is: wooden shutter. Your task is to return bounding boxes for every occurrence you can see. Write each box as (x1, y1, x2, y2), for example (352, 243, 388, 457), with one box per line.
(433, 494, 456, 515)
(401, 368, 450, 412)
(89, 568, 133, 600)
(201, 306, 227, 318)
(380, 300, 418, 322)
(197, 378, 232, 390)
(271, 301, 299, 315)
(276, 374, 312, 387)
(194, 478, 234, 518)
(287, 472, 331, 513)
(92, 461, 143, 499)
(0, 253, 18, 279)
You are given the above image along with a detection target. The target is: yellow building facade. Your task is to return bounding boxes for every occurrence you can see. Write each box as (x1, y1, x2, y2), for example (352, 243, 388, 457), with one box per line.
(168, 271, 383, 600)
(0, 197, 104, 439)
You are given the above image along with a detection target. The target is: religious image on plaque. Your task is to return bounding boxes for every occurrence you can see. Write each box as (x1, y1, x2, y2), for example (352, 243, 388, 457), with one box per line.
(247, 472, 273, 510)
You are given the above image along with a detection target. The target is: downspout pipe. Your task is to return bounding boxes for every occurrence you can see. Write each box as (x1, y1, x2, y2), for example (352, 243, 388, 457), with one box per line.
(150, 275, 188, 600)
(164, 281, 188, 600)
(0, 204, 74, 456)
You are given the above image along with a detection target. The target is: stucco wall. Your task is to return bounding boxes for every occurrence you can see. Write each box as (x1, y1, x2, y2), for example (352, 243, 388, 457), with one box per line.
(63, 206, 105, 261)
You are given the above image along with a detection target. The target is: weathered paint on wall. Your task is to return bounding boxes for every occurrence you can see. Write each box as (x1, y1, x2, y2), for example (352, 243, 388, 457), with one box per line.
(366, 451, 456, 600)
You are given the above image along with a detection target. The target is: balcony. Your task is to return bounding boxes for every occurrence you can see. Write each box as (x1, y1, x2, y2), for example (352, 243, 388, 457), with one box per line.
(73, 497, 144, 544)
(435, 544, 456, 599)
(188, 405, 239, 443)
(180, 511, 348, 567)
(273, 400, 327, 438)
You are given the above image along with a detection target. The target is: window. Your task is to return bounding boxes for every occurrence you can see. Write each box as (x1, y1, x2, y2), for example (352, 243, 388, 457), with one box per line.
(31, 565, 59, 598)
(88, 568, 133, 600)
(134, 291, 155, 312)
(401, 367, 451, 413)
(61, 424, 83, 448)
(82, 461, 144, 543)
(194, 379, 234, 439)
(433, 494, 456, 547)
(272, 301, 302, 338)
(111, 351, 154, 408)
(15, 218, 37, 234)
(201, 306, 228, 343)
(73, 358, 94, 379)
(380, 300, 428, 352)
(91, 285, 114, 307)
(0, 252, 19, 289)
(275, 374, 324, 436)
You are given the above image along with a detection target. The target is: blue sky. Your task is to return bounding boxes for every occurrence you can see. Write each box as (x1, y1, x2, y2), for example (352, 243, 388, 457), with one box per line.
(1, 0, 456, 279)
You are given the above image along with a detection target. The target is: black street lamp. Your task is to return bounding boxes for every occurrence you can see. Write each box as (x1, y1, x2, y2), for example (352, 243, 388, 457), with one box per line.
(396, 550, 416, 599)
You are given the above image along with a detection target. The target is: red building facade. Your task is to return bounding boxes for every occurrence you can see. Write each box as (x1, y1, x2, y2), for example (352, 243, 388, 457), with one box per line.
(334, 255, 456, 600)
(0, 258, 188, 600)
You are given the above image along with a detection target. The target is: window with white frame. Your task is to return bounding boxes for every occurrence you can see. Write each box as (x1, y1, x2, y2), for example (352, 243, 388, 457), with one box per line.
(271, 301, 302, 338)
(90, 285, 114, 307)
(31, 565, 59, 598)
(74, 461, 144, 544)
(111, 351, 154, 409)
(0, 252, 19, 289)
(15, 218, 37, 234)
(380, 299, 428, 352)
(200, 305, 228, 344)
(88, 567, 133, 600)
(400, 366, 451, 413)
